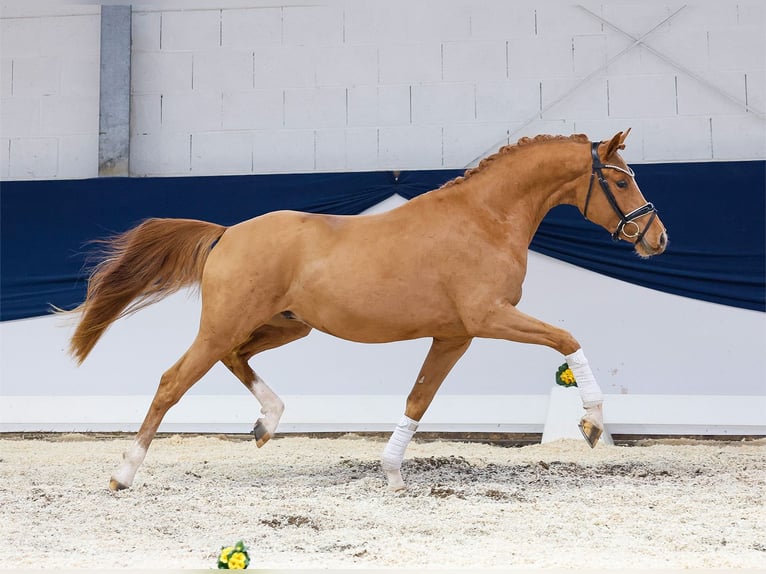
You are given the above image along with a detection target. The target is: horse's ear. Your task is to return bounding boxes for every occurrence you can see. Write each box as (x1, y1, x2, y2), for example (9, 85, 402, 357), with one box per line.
(604, 130, 628, 158)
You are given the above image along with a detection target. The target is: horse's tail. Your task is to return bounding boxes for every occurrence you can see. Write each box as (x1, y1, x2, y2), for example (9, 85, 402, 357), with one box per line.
(66, 218, 227, 364)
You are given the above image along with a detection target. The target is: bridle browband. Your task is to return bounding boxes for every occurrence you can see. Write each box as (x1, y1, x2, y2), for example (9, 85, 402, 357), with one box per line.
(584, 141, 658, 243)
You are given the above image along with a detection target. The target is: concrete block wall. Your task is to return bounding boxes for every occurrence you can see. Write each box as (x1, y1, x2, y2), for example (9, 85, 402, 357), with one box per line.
(1, 1, 764, 180)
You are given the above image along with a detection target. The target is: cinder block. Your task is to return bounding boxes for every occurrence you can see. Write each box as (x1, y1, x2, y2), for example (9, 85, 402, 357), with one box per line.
(254, 45, 316, 88)
(11, 57, 60, 96)
(131, 11, 161, 51)
(60, 56, 100, 97)
(573, 34, 606, 76)
(404, 1, 471, 42)
(161, 10, 220, 51)
(343, 0, 407, 45)
(737, 1, 766, 25)
(347, 85, 410, 127)
(284, 87, 346, 129)
(443, 123, 509, 168)
(40, 95, 99, 135)
(0, 59, 11, 97)
(131, 93, 161, 135)
(131, 51, 193, 94)
(535, 3, 604, 37)
(43, 15, 100, 56)
(468, 1, 536, 39)
(708, 27, 765, 72)
(223, 90, 283, 130)
(221, 7, 282, 48)
(252, 129, 315, 173)
(0, 139, 9, 179)
(711, 115, 766, 160)
(571, 119, 644, 162)
(608, 75, 676, 118)
(378, 43, 442, 85)
(507, 36, 573, 78)
(378, 125, 442, 169)
(9, 137, 58, 179)
(283, 5, 344, 46)
(57, 133, 98, 179)
(314, 128, 346, 172)
(315, 45, 378, 87)
(130, 132, 191, 176)
(642, 117, 712, 161)
(542, 77, 608, 121)
(475, 79, 540, 122)
(665, 2, 738, 31)
(746, 70, 765, 114)
(162, 92, 222, 132)
(314, 128, 379, 172)
(193, 50, 254, 92)
(0, 98, 40, 137)
(192, 131, 253, 175)
(0, 17, 42, 58)
(442, 41, 507, 82)
(676, 72, 746, 116)
(411, 83, 475, 125)
(601, 4, 675, 37)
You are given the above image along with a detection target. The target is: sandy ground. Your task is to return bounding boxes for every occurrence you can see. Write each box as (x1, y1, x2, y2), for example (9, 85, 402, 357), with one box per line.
(0, 434, 764, 570)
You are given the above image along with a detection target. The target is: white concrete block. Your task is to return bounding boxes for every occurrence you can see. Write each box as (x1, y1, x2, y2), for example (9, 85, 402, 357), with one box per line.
(746, 70, 765, 114)
(542, 77, 608, 121)
(314, 127, 379, 172)
(573, 34, 606, 76)
(60, 56, 100, 98)
(535, 3, 603, 37)
(9, 137, 58, 179)
(130, 132, 190, 176)
(0, 17, 42, 58)
(378, 125, 443, 169)
(11, 57, 60, 96)
(131, 94, 161, 135)
(161, 92, 221, 132)
(343, 0, 407, 45)
(254, 45, 316, 88)
(643, 29, 710, 76)
(708, 27, 765, 72)
(43, 15, 100, 56)
(284, 87, 346, 129)
(315, 45, 378, 87)
(443, 123, 509, 168)
(0, 139, 9, 179)
(252, 129, 315, 173)
(314, 128, 346, 172)
(131, 11, 161, 52)
(570, 119, 644, 163)
(221, 7, 282, 48)
(193, 50, 253, 92)
(347, 85, 410, 127)
(161, 10, 220, 51)
(40, 95, 99, 135)
(282, 5, 344, 46)
(192, 131, 252, 175)
(405, 1, 471, 42)
(411, 83, 475, 125)
(601, 3, 675, 38)
(711, 116, 766, 160)
(57, 133, 98, 179)
(131, 51, 193, 94)
(608, 74, 676, 118)
(0, 59, 11, 98)
(0, 97, 40, 137)
(222, 90, 283, 130)
(475, 79, 540, 122)
(642, 117, 712, 162)
(676, 72, 747, 116)
(378, 43, 442, 85)
(468, 1, 536, 39)
(665, 2, 738, 31)
(507, 36, 573, 78)
(737, 1, 765, 25)
(442, 41, 507, 82)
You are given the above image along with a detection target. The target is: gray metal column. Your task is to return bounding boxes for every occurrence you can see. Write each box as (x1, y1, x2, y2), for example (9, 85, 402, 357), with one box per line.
(98, 5, 132, 176)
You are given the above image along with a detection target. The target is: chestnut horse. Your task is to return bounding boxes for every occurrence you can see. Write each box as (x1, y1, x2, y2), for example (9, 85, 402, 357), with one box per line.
(67, 131, 667, 491)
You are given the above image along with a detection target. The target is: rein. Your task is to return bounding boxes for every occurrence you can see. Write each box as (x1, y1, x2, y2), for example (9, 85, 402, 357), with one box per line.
(584, 141, 657, 243)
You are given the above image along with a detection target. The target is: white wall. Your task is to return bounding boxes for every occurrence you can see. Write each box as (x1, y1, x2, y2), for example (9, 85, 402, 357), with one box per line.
(1, 1, 764, 179)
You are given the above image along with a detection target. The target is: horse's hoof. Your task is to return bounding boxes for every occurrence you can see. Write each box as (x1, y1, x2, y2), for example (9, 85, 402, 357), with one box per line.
(579, 417, 603, 449)
(109, 478, 129, 491)
(252, 419, 272, 448)
(384, 469, 406, 492)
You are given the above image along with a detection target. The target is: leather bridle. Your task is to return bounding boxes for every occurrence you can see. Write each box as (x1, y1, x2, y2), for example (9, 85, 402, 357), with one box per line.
(584, 141, 658, 243)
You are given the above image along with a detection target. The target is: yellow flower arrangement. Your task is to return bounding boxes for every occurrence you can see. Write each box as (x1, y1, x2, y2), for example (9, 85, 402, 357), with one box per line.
(555, 363, 577, 387)
(218, 540, 250, 569)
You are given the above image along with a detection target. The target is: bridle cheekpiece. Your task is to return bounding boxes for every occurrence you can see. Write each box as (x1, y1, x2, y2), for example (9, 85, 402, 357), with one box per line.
(584, 141, 657, 243)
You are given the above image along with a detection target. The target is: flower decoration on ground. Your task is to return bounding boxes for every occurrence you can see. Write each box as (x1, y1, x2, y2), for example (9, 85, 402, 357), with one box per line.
(555, 363, 577, 387)
(217, 540, 250, 570)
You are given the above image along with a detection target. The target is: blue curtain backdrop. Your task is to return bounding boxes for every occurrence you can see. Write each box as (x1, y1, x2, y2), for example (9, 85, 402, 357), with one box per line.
(1, 160, 764, 321)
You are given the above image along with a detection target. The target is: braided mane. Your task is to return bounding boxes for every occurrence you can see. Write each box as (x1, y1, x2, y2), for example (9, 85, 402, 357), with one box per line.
(441, 133, 590, 189)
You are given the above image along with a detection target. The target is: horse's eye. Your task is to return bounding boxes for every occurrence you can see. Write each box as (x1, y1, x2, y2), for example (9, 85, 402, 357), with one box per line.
(616, 180, 628, 189)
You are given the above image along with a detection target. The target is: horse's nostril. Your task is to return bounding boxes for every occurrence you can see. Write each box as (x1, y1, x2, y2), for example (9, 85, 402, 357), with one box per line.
(659, 232, 668, 249)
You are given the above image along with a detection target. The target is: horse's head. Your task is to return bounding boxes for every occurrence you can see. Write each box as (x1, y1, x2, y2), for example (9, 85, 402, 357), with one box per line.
(578, 129, 668, 258)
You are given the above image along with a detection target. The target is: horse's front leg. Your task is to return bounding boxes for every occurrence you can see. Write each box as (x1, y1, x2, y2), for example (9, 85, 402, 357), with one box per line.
(382, 337, 472, 490)
(468, 301, 605, 448)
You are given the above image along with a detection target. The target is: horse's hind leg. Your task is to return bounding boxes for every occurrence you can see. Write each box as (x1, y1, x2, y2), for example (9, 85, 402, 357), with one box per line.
(382, 337, 472, 490)
(221, 315, 312, 447)
(110, 336, 226, 490)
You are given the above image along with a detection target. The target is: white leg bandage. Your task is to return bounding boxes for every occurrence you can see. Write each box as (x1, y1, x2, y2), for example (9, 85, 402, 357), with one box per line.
(565, 348, 603, 407)
(381, 415, 418, 490)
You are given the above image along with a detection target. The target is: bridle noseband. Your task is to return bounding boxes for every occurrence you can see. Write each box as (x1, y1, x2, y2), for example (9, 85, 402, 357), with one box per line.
(584, 141, 658, 243)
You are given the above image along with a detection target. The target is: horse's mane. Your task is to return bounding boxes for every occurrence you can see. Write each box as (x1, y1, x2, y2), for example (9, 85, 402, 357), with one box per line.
(441, 133, 590, 189)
